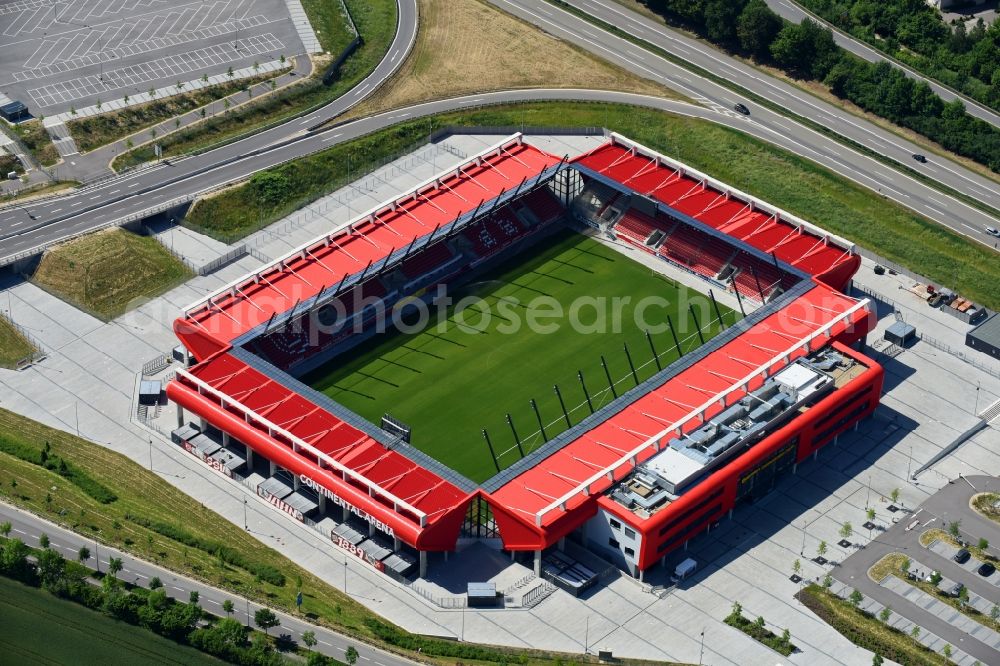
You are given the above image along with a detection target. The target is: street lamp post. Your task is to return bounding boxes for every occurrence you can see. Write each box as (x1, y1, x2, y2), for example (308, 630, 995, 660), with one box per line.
(699, 630, 705, 665)
(148, 438, 153, 472)
(243, 498, 248, 530)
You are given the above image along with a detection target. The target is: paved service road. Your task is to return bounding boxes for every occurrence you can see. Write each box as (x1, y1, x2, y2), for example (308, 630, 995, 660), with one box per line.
(0, 501, 416, 666)
(4, 0, 1000, 268)
(765, 0, 1000, 132)
(834, 475, 1000, 665)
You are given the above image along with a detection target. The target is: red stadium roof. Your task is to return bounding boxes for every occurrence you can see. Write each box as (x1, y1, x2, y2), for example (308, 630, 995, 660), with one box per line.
(486, 281, 874, 546)
(573, 134, 859, 284)
(166, 351, 471, 549)
(176, 135, 561, 359)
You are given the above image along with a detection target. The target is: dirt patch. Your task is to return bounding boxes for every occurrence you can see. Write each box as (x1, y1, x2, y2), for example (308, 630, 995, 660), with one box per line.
(351, 0, 678, 116)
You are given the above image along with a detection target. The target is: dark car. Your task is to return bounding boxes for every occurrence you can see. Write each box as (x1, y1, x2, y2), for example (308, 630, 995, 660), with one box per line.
(954, 549, 972, 564)
(913, 153, 927, 163)
(734, 103, 750, 116)
(946, 582, 965, 597)
(979, 562, 996, 577)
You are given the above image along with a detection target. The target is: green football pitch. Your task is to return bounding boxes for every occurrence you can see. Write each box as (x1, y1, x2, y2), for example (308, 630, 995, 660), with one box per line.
(303, 229, 738, 482)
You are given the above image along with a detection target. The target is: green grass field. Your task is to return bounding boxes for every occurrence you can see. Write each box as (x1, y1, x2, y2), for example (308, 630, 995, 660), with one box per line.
(303, 229, 736, 482)
(0, 576, 223, 665)
(0, 314, 35, 369)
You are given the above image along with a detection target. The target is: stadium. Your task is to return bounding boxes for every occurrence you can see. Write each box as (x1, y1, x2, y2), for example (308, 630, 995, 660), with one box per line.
(165, 132, 884, 585)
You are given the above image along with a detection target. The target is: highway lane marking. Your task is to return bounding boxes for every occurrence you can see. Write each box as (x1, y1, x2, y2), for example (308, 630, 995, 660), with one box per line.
(88, 195, 100, 200)
(389, 49, 400, 64)
(322, 133, 343, 143)
(109, 189, 119, 194)
(128, 182, 140, 188)
(354, 83, 372, 97)
(962, 223, 981, 233)
(51, 208, 61, 213)
(929, 196, 949, 207)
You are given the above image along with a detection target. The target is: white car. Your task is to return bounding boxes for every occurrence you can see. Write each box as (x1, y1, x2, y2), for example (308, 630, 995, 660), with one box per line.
(986, 227, 1000, 237)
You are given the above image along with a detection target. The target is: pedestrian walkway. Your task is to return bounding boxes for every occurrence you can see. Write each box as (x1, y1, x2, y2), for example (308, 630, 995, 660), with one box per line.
(45, 122, 79, 158)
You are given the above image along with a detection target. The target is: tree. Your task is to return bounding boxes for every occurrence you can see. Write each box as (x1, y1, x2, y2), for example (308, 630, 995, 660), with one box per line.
(979, 537, 989, 550)
(754, 615, 766, 632)
(254, 607, 279, 634)
(345, 646, 359, 665)
(108, 557, 123, 579)
(150, 128, 157, 141)
(38, 533, 49, 549)
(866, 508, 876, 523)
(822, 574, 833, 588)
(0, 521, 10, 537)
(817, 540, 828, 558)
(770, 18, 840, 80)
(123, 94, 129, 105)
(840, 522, 853, 541)
(736, 0, 781, 59)
(780, 627, 791, 645)
(792, 558, 802, 578)
(253, 60, 260, 73)
(900, 558, 911, 577)
(302, 630, 317, 648)
(727, 600, 743, 622)
(189, 590, 199, 604)
(96, 99, 102, 110)
(703, 0, 741, 44)
(174, 119, 180, 130)
(849, 589, 863, 607)
(125, 138, 134, 150)
(77, 546, 90, 565)
(279, 54, 286, 65)
(930, 570, 943, 585)
(223, 599, 234, 617)
(890, 488, 900, 506)
(37, 548, 66, 591)
(150, 576, 162, 589)
(223, 99, 231, 113)
(176, 81, 184, 92)
(991, 604, 1000, 626)
(227, 66, 234, 78)
(149, 87, 156, 99)
(199, 108, 206, 119)
(949, 520, 962, 540)
(70, 106, 76, 116)
(959, 586, 970, 607)
(202, 73, 209, 83)
(879, 606, 892, 623)
(308, 653, 333, 666)
(250, 170, 291, 206)
(943, 644, 953, 659)
(872, 654, 883, 666)
(911, 625, 920, 639)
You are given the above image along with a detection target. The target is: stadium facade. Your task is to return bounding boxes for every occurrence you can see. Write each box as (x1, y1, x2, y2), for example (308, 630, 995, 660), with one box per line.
(166, 133, 882, 583)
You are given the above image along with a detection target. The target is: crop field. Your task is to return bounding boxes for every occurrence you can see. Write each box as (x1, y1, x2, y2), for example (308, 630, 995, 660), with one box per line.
(304, 229, 736, 482)
(0, 576, 222, 665)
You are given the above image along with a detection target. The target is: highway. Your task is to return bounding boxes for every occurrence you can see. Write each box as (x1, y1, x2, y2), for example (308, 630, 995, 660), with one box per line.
(0, 501, 416, 666)
(3, 0, 1000, 264)
(765, 0, 1000, 131)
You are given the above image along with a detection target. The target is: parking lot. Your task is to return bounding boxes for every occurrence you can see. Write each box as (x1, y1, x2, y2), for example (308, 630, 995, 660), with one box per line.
(834, 476, 1000, 665)
(0, 0, 305, 114)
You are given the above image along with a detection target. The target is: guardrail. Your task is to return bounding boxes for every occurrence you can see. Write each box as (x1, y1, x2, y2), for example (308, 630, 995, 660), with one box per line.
(197, 244, 248, 276)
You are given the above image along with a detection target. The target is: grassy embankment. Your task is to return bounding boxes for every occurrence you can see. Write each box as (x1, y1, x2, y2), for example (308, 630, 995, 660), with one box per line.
(9, 120, 59, 167)
(30, 228, 193, 320)
(0, 406, 680, 665)
(66, 69, 291, 153)
(0, 315, 36, 369)
(112, 0, 397, 170)
(797, 584, 951, 665)
(186, 101, 1000, 308)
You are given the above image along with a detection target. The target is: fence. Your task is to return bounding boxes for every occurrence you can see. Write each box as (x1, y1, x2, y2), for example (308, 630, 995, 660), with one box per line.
(409, 582, 467, 608)
(2, 310, 47, 370)
(141, 353, 172, 377)
(197, 244, 248, 276)
(521, 581, 557, 608)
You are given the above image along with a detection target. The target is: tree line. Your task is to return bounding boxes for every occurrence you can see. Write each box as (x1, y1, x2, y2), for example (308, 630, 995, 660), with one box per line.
(800, 0, 1000, 110)
(642, 0, 1000, 172)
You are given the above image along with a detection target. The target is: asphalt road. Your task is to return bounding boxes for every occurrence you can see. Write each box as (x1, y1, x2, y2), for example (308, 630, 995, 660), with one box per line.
(3, 0, 1000, 267)
(523, 0, 1000, 218)
(834, 475, 1000, 665)
(765, 0, 1000, 131)
(0, 500, 416, 666)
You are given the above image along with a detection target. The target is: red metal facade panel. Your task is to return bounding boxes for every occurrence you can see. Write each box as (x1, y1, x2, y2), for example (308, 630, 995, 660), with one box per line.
(573, 142, 854, 281)
(483, 283, 875, 549)
(596, 342, 884, 570)
(166, 352, 472, 550)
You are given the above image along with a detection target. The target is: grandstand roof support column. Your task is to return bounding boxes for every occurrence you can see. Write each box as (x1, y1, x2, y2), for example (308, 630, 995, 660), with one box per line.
(578, 370, 594, 414)
(419, 550, 427, 579)
(731, 280, 747, 317)
(709, 290, 726, 329)
(506, 413, 525, 458)
(690, 306, 706, 346)
(601, 356, 618, 399)
(750, 264, 766, 302)
(554, 384, 572, 428)
(667, 314, 683, 358)
(482, 428, 501, 473)
(646, 331, 661, 372)
(534, 549, 542, 577)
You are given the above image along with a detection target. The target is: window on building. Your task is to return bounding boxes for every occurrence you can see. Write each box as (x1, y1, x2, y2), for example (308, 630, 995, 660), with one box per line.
(608, 537, 620, 549)
(624, 547, 635, 557)
(624, 526, 637, 540)
(610, 518, 622, 530)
